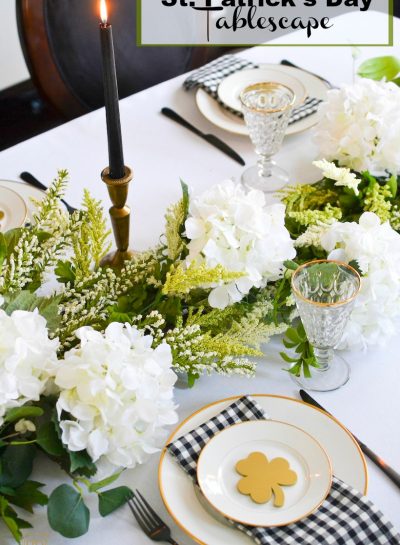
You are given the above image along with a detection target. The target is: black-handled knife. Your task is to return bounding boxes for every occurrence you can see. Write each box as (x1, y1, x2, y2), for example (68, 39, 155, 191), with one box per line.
(20, 171, 77, 214)
(299, 389, 400, 490)
(161, 107, 245, 166)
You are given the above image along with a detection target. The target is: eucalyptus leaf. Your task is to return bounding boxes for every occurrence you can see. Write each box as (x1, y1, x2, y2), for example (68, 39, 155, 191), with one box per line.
(98, 486, 132, 517)
(358, 56, 400, 82)
(0, 445, 35, 489)
(47, 484, 90, 538)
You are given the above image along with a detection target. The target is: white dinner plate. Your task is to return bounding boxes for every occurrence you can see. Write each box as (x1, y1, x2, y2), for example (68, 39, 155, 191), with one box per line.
(159, 394, 367, 545)
(218, 68, 307, 113)
(0, 186, 28, 231)
(196, 63, 330, 137)
(197, 420, 332, 527)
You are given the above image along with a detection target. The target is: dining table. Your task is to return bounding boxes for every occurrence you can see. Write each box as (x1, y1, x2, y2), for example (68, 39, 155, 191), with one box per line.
(0, 9, 399, 545)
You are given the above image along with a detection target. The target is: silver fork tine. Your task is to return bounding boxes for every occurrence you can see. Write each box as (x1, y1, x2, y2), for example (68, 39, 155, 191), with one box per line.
(135, 490, 163, 525)
(132, 494, 156, 529)
(127, 498, 151, 535)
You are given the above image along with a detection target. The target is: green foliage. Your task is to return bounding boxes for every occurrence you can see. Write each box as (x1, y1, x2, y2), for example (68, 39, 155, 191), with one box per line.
(88, 472, 122, 493)
(281, 170, 400, 249)
(163, 261, 244, 297)
(3, 407, 43, 424)
(0, 495, 32, 543)
(47, 484, 90, 538)
(36, 422, 65, 457)
(97, 486, 132, 517)
(358, 56, 400, 84)
(70, 191, 111, 282)
(280, 321, 319, 378)
(7, 482, 48, 513)
(0, 445, 35, 489)
(68, 450, 97, 477)
(0, 446, 41, 542)
(164, 180, 189, 260)
(2, 291, 61, 334)
(0, 171, 78, 295)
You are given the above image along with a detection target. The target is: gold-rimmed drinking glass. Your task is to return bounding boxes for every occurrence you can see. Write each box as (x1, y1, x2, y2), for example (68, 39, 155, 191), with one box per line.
(240, 82, 295, 193)
(291, 260, 361, 392)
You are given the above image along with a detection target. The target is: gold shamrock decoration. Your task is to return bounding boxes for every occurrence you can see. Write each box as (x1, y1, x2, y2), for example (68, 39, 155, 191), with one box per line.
(235, 451, 297, 507)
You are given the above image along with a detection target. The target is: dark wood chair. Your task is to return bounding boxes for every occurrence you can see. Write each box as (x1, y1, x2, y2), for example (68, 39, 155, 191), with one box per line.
(16, 0, 219, 119)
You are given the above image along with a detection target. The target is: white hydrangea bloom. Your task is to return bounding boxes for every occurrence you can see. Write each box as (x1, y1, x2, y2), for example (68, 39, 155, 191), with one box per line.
(185, 180, 296, 309)
(313, 159, 360, 195)
(315, 79, 400, 175)
(321, 212, 400, 350)
(55, 323, 178, 470)
(0, 309, 59, 425)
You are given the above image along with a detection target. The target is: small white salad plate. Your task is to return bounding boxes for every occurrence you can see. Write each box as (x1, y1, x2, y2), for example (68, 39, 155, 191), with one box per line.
(159, 395, 368, 545)
(196, 63, 329, 137)
(218, 68, 307, 113)
(0, 186, 28, 231)
(197, 420, 332, 528)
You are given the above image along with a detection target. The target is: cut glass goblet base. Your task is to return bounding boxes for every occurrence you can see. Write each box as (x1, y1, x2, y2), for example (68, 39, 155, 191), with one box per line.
(241, 163, 289, 192)
(290, 354, 350, 392)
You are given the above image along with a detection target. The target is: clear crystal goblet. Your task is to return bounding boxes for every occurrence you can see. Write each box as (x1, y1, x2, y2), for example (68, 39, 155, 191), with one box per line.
(291, 260, 361, 392)
(240, 82, 295, 193)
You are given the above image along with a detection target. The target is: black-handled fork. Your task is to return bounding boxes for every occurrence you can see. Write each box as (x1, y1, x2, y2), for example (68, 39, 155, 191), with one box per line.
(20, 171, 77, 214)
(127, 490, 180, 545)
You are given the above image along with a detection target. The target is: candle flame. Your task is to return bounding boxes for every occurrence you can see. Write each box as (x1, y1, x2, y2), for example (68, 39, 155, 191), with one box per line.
(100, 0, 108, 24)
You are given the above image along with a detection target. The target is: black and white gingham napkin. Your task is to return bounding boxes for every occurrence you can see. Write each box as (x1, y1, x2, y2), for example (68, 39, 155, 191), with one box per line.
(184, 54, 323, 126)
(167, 396, 400, 545)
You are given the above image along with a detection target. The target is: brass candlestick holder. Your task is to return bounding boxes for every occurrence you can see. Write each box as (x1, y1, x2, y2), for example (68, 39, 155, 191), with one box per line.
(100, 165, 134, 268)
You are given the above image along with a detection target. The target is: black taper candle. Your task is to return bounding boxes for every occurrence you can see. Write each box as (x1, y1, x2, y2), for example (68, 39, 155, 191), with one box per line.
(99, 8, 125, 180)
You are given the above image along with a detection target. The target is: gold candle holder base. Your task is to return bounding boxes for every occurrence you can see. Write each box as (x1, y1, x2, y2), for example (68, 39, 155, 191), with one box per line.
(100, 165, 134, 269)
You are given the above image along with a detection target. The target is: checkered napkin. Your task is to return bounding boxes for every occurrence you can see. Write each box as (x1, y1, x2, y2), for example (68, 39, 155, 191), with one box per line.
(183, 54, 323, 126)
(167, 396, 400, 545)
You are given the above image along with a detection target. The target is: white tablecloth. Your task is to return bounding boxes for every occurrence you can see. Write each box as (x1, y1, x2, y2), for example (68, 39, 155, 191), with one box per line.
(0, 10, 399, 545)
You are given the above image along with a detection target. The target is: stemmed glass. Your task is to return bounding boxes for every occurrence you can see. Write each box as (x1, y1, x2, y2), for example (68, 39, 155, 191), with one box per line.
(240, 82, 295, 193)
(291, 260, 361, 392)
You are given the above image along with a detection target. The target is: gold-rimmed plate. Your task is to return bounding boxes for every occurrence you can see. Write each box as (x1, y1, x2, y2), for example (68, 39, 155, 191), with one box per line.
(218, 68, 307, 114)
(196, 63, 329, 137)
(0, 186, 27, 231)
(159, 394, 368, 545)
(197, 420, 332, 527)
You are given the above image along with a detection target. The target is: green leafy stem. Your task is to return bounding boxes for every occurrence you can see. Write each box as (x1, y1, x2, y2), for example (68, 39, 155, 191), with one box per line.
(280, 321, 320, 378)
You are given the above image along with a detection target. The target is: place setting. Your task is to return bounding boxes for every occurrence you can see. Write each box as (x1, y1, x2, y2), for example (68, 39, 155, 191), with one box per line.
(1, 2, 400, 545)
(161, 53, 330, 193)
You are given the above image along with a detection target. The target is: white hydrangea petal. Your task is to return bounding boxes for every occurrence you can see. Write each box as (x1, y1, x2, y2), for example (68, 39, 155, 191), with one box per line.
(208, 286, 231, 309)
